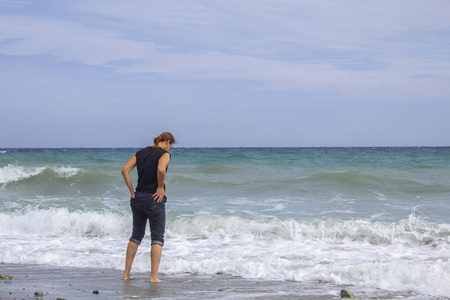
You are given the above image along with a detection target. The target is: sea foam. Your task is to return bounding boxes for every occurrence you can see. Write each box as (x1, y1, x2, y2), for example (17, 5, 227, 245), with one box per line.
(162, 215, 450, 297)
(0, 207, 129, 238)
(3, 208, 449, 296)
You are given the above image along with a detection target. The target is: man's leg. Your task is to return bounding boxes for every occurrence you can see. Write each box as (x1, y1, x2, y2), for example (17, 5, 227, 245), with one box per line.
(150, 244, 163, 282)
(123, 195, 147, 280)
(122, 241, 139, 280)
(149, 198, 165, 282)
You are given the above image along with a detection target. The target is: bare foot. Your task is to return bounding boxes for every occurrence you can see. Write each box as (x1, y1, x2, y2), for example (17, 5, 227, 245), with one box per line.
(121, 275, 134, 280)
(149, 277, 162, 282)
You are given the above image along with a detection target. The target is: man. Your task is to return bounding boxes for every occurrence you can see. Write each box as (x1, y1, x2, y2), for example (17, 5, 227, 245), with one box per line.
(121, 132, 175, 282)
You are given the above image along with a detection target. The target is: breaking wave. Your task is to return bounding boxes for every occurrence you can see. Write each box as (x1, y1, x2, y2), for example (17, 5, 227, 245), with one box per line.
(0, 164, 80, 185)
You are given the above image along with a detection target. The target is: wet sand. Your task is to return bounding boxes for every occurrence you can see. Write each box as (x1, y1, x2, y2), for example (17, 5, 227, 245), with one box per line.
(0, 263, 429, 299)
(0, 263, 338, 299)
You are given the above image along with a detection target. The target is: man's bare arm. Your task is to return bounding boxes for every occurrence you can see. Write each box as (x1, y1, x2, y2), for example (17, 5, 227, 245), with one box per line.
(121, 154, 137, 198)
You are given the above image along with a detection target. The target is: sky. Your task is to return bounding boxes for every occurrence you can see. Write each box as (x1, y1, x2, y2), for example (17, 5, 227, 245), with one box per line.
(1, 0, 449, 147)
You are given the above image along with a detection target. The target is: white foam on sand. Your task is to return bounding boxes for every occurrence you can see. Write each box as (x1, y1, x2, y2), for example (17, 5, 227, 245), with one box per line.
(1, 209, 449, 298)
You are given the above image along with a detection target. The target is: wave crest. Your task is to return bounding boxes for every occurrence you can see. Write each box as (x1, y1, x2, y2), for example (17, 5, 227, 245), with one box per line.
(0, 207, 129, 238)
(0, 164, 80, 185)
(166, 214, 450, 248)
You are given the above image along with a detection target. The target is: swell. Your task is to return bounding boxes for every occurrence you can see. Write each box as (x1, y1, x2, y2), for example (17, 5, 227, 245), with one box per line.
(0, 164, 80, 184)
(301, 170, 450, 195)
(1, 164, 120, 197)
(170, 169, 450, 196)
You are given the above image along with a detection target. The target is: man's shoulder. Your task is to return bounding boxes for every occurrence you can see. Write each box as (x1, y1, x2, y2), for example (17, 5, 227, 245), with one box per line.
(137, 147, 168, 157)
(136, 146, 153, 156)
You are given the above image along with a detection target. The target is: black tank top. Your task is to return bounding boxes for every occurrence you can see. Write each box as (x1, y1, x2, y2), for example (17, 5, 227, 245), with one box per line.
(135, 147, 169, 194)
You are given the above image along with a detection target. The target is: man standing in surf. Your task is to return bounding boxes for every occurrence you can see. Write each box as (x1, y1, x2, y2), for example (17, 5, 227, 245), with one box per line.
(120, 132, 175, 282)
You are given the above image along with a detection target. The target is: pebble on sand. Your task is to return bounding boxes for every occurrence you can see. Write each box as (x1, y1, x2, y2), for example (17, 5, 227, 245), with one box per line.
(340, 289, 358, 299)
(0, 275, 13, 280)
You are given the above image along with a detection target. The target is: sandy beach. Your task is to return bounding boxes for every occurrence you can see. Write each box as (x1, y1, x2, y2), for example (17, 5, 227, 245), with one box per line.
(0, 263, 338, 300)
(1, 263, 436, 300)
(1, 263, 339, 300)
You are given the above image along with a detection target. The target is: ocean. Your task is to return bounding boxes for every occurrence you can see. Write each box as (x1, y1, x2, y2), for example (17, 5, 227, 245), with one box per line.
(1, 147, 449, 298)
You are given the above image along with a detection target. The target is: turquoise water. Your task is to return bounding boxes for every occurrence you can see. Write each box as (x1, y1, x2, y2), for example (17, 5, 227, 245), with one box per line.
(2, 147, 448, 222)
(1, 147, 450, 298)
(170, 147, 450, 223)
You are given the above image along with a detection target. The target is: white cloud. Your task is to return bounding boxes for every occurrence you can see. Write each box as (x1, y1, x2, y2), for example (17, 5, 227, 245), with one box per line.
(1, 1, 449, 101)
(0, 16, 160, 65)
(64, 0, 450, 52)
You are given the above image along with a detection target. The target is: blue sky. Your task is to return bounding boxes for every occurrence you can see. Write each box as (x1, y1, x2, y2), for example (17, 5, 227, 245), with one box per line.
(1, 0, 449, 147)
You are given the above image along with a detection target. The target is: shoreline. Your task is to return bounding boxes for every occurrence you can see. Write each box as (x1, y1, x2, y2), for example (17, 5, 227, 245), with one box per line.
(0, 263, 436, 300)
(0, 263, 333, 300)
(1, 263, 339, 299)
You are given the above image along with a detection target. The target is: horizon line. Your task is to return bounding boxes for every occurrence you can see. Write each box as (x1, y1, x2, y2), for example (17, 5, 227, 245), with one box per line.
(1, 145, 449, 149)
